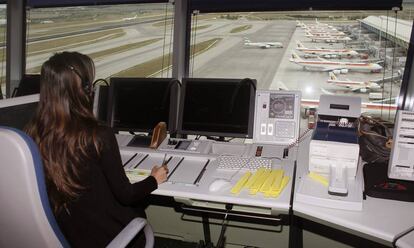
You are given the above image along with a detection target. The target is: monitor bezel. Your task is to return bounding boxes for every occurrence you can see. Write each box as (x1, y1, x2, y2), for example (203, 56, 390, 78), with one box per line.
(107, 77, 178, 134)
(177, 78, 256, 139)
(0, 94, 40, 130)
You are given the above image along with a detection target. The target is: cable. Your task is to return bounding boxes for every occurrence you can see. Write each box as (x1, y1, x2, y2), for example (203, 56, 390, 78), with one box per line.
(392, 225, 414, 248)
(285, 128, 312, 150)
(167, 3, 174, 78)
(161, 2, 169, 77)
(389, 10, 398, 120)
(380, 11, 390, 118)
(0, 5, 7, 99)
(216, 204, 233, 248)
(92, 78, 109, 87)
(190, 11, 199, 77)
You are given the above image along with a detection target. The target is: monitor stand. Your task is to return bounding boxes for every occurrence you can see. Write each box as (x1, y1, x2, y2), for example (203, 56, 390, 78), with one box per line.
(206, 136, 226, 142)
(127, 135, 152, 148)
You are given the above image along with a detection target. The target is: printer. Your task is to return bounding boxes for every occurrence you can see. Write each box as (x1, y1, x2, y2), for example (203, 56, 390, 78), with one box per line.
(309, 95, 361, 195)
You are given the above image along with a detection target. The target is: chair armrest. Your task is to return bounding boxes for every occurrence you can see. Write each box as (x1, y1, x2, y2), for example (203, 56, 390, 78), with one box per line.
(106, 217, 154, 248)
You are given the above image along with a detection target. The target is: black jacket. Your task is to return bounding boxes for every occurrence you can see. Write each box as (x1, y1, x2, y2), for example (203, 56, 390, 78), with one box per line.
(55, 126, 157, 247)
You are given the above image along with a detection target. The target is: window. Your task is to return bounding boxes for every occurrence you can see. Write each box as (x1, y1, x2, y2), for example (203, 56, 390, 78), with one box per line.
(189, 6, 413, 121)
(25, 3, 175, 79)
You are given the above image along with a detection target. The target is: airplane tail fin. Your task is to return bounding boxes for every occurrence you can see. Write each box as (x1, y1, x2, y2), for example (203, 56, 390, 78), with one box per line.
(328, 72, 337, 81)
(291, 52, 302, 61)
(296, 40, 305, 49)
(243, 37, 250, 43)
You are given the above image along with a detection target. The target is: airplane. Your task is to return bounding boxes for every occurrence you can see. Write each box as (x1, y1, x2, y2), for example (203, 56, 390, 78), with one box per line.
(295, 41, 359, 58)
(122, 14, 137, 21)
(289, 52, 383, 73)
(305, 32, 352, 43)
(327, 72, 382, 92)
(243, 38, 283, 49)
(305, 29, 346, 37)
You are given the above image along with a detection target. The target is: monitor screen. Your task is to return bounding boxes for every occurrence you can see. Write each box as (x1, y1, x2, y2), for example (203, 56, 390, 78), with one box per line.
(178, 78, 256, 138)
(0, 94, 39, 130)
(108, 77, 177, 133)
(13, 74, 41, 97)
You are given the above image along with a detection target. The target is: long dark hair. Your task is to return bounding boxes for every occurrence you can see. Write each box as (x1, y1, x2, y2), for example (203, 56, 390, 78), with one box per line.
(26, 51, 101, 214)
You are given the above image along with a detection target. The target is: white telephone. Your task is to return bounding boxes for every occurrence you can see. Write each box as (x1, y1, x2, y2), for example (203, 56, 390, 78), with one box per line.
(253, 90, 301, 145)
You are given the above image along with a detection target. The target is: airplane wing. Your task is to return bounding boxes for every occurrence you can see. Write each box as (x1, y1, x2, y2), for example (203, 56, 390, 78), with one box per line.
(350, 86, 364, 92)
(321, 67, 345, 72)
(317, 56, 329, 62)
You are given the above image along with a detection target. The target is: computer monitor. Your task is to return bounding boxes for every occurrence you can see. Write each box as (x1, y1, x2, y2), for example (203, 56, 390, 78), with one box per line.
(13, 74, 41, 97)
(107, 77, 178, 133)
(0, 94, 39, 130)
(178, 78, 256, 139)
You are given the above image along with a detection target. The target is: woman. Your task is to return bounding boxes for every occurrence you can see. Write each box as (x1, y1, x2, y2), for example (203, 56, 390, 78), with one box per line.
(25, 51, 168, 247)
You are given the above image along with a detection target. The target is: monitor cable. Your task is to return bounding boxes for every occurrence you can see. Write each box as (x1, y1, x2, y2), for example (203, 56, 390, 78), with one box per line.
(392, 225, 414, 248)
(227, 78, 256, 116)
(92, 78, 109, 87)
(216, 204, 233, 248)
(161, 79, 181, 110)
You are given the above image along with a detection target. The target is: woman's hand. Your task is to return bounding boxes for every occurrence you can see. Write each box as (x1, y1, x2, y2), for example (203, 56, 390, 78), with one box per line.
(150, 165, 168, 184)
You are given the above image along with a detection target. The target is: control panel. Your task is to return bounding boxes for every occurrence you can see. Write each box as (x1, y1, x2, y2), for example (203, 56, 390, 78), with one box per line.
(158, 138, 213, 154)
(253, 90, 301, 145)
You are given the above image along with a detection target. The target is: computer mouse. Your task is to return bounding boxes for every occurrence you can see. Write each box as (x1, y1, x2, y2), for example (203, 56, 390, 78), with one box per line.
(208, 179, 231, 192)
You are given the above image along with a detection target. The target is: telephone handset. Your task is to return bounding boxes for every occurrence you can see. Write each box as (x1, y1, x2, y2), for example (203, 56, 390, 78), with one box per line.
(253, 90, 301, 145)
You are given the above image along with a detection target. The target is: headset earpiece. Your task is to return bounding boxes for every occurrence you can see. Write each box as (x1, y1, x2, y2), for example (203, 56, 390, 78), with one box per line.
(68, 65, 92, 95)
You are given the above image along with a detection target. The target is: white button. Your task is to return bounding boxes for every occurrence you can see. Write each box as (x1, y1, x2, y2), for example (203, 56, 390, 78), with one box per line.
(268, 124, 274, 135)
(260, 123, 267, 135)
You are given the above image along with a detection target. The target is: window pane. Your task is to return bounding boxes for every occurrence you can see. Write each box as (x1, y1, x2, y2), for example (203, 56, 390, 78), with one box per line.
(189, 7, 413, 121)
(0, 4, 6, 98)
(26, 3, 174, 79)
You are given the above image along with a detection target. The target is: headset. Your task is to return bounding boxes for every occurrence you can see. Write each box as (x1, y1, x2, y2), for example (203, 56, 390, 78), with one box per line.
(68, 65, 92, 95)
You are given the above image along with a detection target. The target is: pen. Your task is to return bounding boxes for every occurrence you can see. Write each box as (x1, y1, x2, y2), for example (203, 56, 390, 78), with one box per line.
(161, 153, 168, 166)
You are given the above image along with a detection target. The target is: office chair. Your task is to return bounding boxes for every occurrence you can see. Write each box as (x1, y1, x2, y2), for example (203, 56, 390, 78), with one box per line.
(0, 127, 154, 248)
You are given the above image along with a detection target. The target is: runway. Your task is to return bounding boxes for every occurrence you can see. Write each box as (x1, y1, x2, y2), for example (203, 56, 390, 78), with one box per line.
(24, 16, 402, 104)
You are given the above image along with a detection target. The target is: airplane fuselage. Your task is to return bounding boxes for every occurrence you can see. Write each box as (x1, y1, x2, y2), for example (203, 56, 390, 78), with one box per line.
(290, 59, 382, 72)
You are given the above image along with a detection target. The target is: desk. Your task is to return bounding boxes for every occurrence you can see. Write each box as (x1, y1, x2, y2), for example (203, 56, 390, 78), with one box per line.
(397, 230, 414, 248)
(118, 140, 295, 215)
(116, 134, 414, 247)
(293, 135, 414, 247)
(117, 135, 296, 247)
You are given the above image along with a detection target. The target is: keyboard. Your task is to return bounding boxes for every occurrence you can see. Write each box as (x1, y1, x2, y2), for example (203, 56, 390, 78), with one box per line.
(217, 156, 272, 171)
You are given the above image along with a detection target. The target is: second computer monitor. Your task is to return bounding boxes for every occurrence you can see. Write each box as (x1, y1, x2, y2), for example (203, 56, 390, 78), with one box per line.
(108, 77, 177, 133)
(178, 78, 256, 139)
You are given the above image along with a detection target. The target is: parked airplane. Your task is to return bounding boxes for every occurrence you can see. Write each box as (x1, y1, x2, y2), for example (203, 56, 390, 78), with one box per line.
(327, 72, 382, 92)
(305, 29, 346, 37)
(295, 41, 359, 58)
(289, 52, 383, 73)
(243, 38, 283, 49)
(305, 32, 352, 43)
(122, 15, 137, 21)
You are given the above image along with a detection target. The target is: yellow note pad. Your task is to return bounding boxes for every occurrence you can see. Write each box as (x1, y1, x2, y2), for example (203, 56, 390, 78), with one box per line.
(269, 169, 285, 192)
(266, 176, 290, 198)
(230, 172, 251, 195)
(260, 169, 281, 193)
(308, 171, 329, 187)
(245, 168, 265, 189)
(125, 169, 150, 182)
(250, 169, 271, 195)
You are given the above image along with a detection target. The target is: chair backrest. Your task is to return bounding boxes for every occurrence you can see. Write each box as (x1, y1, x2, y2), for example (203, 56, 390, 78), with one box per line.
(0, 127, 70, 248)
